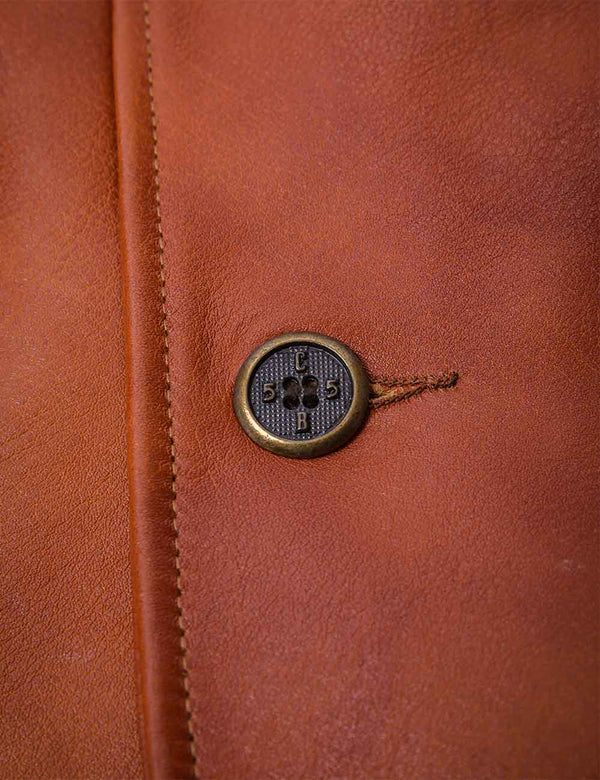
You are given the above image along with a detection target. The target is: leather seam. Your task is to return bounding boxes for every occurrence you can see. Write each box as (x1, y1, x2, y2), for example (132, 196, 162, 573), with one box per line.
(142, 2, 199, 774)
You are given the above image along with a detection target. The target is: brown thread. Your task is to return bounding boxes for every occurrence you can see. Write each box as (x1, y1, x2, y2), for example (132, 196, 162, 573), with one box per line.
(141, 0, 452, 755)
(369, 371, 459, 410)
(143, 2, 198, 773)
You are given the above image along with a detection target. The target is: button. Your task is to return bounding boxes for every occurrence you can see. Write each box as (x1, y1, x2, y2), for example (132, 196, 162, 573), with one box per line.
(234, 332, 370, 458)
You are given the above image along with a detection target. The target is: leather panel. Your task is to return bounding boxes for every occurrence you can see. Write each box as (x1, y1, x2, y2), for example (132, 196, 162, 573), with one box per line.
(122, 1, 600, 777)
(0, 3, 143, 778)
(113, 3, 198, 778)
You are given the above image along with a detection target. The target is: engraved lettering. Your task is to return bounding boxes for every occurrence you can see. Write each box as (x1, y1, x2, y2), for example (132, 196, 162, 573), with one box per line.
(296, 411, 309, 432)
(262, 382, 276, 402)
(326, 378, 340, 399)
(295, 350, 307, 372)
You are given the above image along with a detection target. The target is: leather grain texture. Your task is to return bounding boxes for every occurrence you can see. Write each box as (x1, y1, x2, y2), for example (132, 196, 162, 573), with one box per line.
(113, 1, 600, 778)
(0, 2, 143, 778)
(112, 3, 198, 777)
(1, 0, 598, 778)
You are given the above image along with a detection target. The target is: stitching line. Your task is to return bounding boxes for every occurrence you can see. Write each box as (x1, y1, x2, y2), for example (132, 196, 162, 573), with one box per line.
(142, 2, 199, 774)
(369, 371, 459, 409)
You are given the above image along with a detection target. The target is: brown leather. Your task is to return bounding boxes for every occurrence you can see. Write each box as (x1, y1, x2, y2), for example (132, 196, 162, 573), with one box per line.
(112, 3, 197, 777)
(2, 0, 599, 778)
(0, 3, 143, 779)
(111, 0, 599, 777)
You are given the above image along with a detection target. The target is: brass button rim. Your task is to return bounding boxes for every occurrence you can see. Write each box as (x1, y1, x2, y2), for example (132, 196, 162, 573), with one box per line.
(233, 331, 370, 458)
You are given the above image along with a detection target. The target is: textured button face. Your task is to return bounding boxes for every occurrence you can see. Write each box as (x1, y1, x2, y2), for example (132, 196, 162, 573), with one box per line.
(234, 332, 370, 458)
(250, 344, 352, 440)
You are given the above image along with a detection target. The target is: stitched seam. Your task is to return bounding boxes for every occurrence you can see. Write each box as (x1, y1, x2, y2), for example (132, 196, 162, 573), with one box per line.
(369, 371, 459, 409)
(143, 2, 198, 774)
